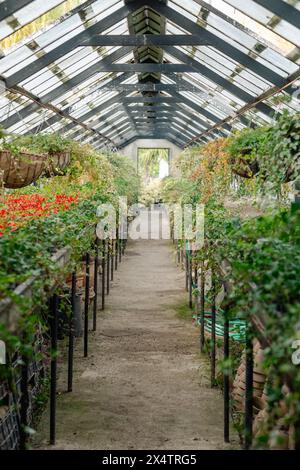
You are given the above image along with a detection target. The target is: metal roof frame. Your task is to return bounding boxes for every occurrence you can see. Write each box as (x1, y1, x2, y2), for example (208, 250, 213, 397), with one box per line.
(0, 0, 299, 149)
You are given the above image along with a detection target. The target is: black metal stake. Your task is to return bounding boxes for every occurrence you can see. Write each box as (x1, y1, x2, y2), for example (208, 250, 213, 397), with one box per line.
(224, 317, 230, 443)
(106, 241, 110, 295)
(7, 352, 22, 450)
(185, 248, 189, 292)
(115, 229, 118, 271)
(67, 272, 76, 392)
(20, 354, 29, 450)
(211, 268, 216, 388)
(101, 240, 106, 310)
(93, 239, 99, 331)
(84, 253, 90, 358)
(50, 294, 58, 445)
(244, 326, 253, 450)
(200, 260, 205, 353)
(119, 236, 122, 263)
(194, 259, 198, 293)
(189, 252, 193, 309)
(111, 240, 114, 281)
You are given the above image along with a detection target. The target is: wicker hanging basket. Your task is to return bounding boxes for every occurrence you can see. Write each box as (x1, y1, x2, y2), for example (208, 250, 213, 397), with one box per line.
(44, 151, 71, 177)
(0, 150, 47, 189)
(230, 155, 260, 179)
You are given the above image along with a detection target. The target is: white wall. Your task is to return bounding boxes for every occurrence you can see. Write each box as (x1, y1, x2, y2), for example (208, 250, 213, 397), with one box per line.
(119, 138, 182, 174)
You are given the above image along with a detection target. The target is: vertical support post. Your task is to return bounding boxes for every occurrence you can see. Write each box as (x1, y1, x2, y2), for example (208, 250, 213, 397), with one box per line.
(244, 325, 253, 450)
(115, 228, 118, 271)
(194, 259, 198, 294)
(101, 240, 106, 310)
(189, 251, 193, 309)
(171, 219, 175, 244)
(200, 260, 205, 353)
(84, 253, 90, 358)
(20, 354, 29, 450)
(185, 246, 189, 292)
(211, 268, 216, 388)
(93, 239, 99, 332)
(106, 241, 110, 295)
(119, 239, 122, 262)
(111, 240, 114, 281)
(224, 316, 230, 443)
(50, 294, 58, 445)
(67, 272, 76, 392)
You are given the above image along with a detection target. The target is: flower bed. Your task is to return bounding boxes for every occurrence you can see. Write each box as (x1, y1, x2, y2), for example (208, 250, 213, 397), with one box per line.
(0, 193, 79, 235)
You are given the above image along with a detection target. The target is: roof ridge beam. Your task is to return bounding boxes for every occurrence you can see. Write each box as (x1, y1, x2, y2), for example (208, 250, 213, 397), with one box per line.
(80, 34, 210, 47)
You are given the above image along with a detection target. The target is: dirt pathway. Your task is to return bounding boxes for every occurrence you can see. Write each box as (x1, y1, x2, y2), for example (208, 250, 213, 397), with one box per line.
(34, 212, 228, 450)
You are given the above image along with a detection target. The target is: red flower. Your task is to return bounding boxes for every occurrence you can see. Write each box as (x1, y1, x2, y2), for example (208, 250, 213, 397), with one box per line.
(0, 192, 79, 235)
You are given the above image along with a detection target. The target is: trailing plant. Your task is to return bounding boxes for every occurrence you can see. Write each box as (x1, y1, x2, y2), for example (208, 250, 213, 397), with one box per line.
(219, 204, 300, 447)
(226, 127, 268, 178)
(190, 138, 232, 204)
(226, 112, 300, 191)
(106, 152, 141, 205)
(14, 133, 73, 155)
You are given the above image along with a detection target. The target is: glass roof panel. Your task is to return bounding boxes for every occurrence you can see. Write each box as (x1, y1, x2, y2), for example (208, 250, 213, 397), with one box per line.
(0, 0, 299, 148)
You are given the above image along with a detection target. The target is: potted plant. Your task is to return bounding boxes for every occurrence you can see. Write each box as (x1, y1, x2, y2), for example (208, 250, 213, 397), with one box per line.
(0, 129, 47, 189)
(226, 127, 268, 179)
(13, 134, 72, 177)
(28, 134, 72, 177)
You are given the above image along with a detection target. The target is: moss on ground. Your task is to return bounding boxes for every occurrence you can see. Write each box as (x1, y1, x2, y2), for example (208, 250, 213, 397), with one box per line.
(174, 302, 194, 320)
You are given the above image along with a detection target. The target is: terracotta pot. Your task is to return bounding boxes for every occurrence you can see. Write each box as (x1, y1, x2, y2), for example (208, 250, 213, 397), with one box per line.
(89, 286, 95, 301)
(65, 259, 96, 291)
(44, 151, 71, 177)
(253, 408, 268, 438)
(253, 395, 266, 411)
(0, 150, 46, 188)
(232, 340, 267, 411)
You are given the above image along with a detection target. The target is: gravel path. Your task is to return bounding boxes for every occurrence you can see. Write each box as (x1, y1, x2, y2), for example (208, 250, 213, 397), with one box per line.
(34, 211, 228, 450)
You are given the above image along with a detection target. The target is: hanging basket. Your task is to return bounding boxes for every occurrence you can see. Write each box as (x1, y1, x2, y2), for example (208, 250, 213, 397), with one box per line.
(0, 150, 47, 189)
(44, 151, 71, 177)
(230, 155, 260, 179)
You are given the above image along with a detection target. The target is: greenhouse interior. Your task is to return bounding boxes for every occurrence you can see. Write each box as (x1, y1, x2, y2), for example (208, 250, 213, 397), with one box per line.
(0, 0, 300, 456)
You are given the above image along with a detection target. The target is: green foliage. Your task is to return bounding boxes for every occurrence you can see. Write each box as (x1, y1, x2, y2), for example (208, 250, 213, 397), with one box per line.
(0, 192, 108, 301)
(164, 110, 300, 447)
(263, 111, 300, 187)
(226, 126, 270, 162)
(106, 153, 141, 205)
(138, 148, 169, 182)
(218, 204, 300, 439)
(160, 176, 199, 205)
(0, 133, 72, 156)
(227, 112, 300, 190)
